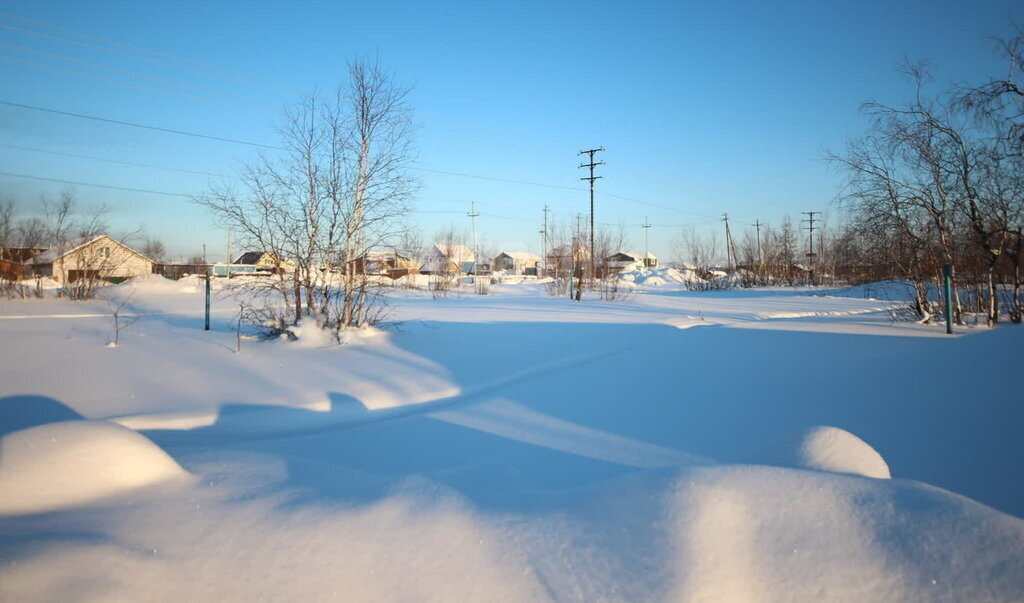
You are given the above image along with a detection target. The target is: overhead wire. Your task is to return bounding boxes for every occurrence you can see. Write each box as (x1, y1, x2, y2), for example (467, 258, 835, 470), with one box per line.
(0, 11, 306, 92)
(0, 55, 274, 114)
(0, 143, 238, 179)
(0, 41, 280, 108)
(0, 99, 715, 222)
(0, 20, 301, 94)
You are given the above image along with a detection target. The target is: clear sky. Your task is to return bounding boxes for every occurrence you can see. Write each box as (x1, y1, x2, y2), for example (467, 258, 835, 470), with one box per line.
(1, 0, 1020, 261)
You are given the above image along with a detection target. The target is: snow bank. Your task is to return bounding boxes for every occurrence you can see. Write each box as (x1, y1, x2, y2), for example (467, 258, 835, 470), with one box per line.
(664, 465, 1023, 601)
(619, 266, 703, 287)
(115, 273, 198, 294)
(0, 421, 188, 515)
(752, 426, 891, 479)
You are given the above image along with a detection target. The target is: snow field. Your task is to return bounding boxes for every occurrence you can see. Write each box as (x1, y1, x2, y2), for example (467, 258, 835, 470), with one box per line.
(0, 275, 1022, 600)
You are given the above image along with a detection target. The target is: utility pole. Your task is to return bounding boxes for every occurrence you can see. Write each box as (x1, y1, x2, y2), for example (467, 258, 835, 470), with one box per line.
(802, 211, 819, 283)
(722, 213, 737, 272)
(468, 202, 479, 281)
(578, 147, 604, 282)
(642, 217, 651, 271)
(540, 205, 550, 278)
(226, 226, 232, 278)
(573, 213, 584, 301)
(753, 219, 763, 272)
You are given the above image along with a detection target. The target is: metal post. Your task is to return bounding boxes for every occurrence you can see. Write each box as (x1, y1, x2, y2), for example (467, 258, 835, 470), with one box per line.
(204, 275, 211, 331)
(943, 263, 953, 334)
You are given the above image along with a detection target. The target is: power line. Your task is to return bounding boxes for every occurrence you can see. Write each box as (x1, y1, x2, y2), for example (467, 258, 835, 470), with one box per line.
(0, 10, 306, 91)
(1, 100, 718, 219)
(0, 19, 301, 93)
(0, 42, 278, 107)
(0, 143, 237, 178)
(0, 170, 194, 197)
(0, 55, 273, 114)
(0, 100, 283, 149)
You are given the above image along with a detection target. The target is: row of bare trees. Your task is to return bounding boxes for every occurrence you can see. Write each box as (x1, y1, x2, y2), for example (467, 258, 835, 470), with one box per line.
(829, 28, 1024, 325)
(197, 61, 416, 333)
(0, 191, 116, 299)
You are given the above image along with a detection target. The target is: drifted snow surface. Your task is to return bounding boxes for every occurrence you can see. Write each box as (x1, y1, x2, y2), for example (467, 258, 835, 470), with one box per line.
(0, 421, 188, 515)
(0, 277, 1022, 600)
(755, 425, 892, 479)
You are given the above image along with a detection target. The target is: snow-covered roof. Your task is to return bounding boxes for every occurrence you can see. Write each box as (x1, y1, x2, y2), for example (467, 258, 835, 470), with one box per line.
(359, 250, 410, 261)
(24, 235, 154, 265)
(497, 251, 540, 261)
(431, 244, 474, 260)
(617, 251, 657, 260)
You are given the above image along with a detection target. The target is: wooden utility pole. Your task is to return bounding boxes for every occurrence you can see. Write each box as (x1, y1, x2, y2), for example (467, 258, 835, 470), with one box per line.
(578, 147, 604, 282)
(642, 217, 651, 270)
(753, 219, 764, 272)
(722, 213, 737, 272)
(540, 204, 549, 278)
(802, 211, 819, 283)
(468, 202, 479, 280)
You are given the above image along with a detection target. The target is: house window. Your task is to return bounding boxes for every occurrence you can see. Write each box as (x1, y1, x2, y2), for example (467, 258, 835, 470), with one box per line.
(99, 247, 110, 258)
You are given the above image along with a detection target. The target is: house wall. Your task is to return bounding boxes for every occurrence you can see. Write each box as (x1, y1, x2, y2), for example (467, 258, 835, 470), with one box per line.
(52, 237, 153, 282)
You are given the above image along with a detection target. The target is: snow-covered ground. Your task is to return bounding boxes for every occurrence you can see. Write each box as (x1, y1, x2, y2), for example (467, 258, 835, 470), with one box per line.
(1, 276, 1022, 600)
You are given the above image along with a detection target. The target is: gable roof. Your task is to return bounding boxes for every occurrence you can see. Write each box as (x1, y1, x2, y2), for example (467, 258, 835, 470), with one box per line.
(431, 244, 474, 260)
(611, 251, 657, 261)
(497, 251, 540, 261)
(234, 251, 266, 265)
(33, 235, 154, 265)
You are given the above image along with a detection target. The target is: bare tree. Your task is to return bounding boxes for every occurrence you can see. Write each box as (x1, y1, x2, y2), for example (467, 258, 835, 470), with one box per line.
(142, 237, 166, 262)
(197, 60, 416, 336)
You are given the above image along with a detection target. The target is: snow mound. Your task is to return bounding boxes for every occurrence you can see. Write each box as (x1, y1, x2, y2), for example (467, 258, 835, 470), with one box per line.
(117, 273, 198, 293)
(0, 421, 188, 516)
(756, 426, 891, 479)
(283, 318, 337, 347)
(619, 266, 704, 287)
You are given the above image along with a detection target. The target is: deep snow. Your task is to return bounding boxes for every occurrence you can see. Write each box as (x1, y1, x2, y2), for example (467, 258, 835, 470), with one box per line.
(0, 276, 1022, 600)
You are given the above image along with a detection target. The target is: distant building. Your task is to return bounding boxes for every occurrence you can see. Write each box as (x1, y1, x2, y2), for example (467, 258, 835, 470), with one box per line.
(230, 251, 295, 274)
(353, 250, 420, 278)
(23, 235, 154, 282)
(493, 251, 540, 276)
(606, 251, 658, 271)
(0, 247, 46, 281)
(424, 244, 475, 274)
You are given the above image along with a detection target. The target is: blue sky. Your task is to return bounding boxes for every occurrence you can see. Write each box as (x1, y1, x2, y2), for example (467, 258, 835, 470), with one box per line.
(1, 0, 1020, 260)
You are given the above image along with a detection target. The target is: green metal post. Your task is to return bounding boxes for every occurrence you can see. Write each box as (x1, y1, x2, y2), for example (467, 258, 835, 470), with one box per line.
(204, 275, 211, 331)
(943, 263, 953, 335)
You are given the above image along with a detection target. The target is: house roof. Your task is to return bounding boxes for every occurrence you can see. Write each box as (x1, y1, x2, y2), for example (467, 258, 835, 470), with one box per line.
(616, 251, 657, 260)
(432, 244, 474, 260)
(497, 251, 540, 261)
(358, 250, 410, 262)
(234, 251, 266, 265)
(28, 235, 154, 265)
(0, 247, 46, 263)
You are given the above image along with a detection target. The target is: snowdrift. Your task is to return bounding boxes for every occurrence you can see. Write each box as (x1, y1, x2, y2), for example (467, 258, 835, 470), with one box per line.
(0, 421, 188, 515)
(618, 266, 704, 287)
(752, 425, 891, 479)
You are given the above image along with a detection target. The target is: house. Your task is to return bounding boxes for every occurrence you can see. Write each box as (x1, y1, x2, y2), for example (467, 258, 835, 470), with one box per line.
(606, 251, 658, 271)
(232, 251, 295, 273)
(30, 235, 154, 282)
(493, 251, 540, 276)
(353, 250, 420, 277)
(0, 247, 46, 281)
(545, 243, 592, 276)
(424, 244, 475, 274)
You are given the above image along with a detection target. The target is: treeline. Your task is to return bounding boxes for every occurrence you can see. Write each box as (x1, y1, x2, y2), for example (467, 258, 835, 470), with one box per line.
(827, 27, 1023, 325)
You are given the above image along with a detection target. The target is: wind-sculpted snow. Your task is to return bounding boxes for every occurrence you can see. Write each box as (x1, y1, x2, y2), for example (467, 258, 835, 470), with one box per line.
(0, 277, 1021, 600)
(0, 421, 188, 515)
